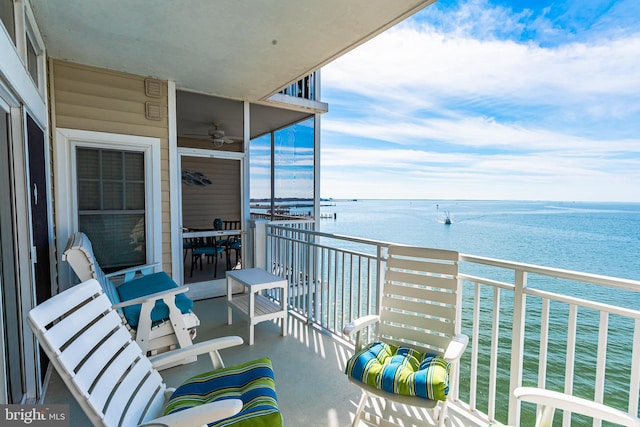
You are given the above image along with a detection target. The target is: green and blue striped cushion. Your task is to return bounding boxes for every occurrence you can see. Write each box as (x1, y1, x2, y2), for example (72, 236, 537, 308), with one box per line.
(345, 342, 450, 401)
(164, 357, 282, 427)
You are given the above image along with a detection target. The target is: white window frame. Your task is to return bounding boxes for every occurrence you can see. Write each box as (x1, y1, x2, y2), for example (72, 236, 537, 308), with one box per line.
(10, 0, 46, 98)
(55, 129, 162, 288)
(0, 3, 45, 121)
(22, 2, 45, 93)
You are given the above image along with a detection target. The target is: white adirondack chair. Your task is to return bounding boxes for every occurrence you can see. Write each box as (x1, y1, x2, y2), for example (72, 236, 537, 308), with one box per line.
(343, 245, 468, 427)
(63, 231, 199, 357)
(28, 279, 283, 426)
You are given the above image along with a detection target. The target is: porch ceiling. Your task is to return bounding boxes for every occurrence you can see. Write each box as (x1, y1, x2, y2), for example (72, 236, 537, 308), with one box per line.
(176, 90, 314, 141)
(30, 0, 436, 101)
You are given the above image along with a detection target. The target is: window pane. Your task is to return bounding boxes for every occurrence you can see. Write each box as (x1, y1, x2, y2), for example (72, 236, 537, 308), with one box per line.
(274, 118, 315, 218)
(102, 150, 122, 180)
(79, 214, 146, 270)
(125, 182, 145, 210)
(125, 152, 144, 180)
(249, 134, 272, 200)
(103, 182, 123, 210)
(78, 181, 100, 210)
(77, 148, 100, 179)
(27, 36, 38, 84)
(76, 147, 146, 270)
(0, 0, 15, 45)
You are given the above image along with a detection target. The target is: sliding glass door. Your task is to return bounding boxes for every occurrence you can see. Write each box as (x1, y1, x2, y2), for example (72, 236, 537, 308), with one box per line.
(0, 103, 25, 403)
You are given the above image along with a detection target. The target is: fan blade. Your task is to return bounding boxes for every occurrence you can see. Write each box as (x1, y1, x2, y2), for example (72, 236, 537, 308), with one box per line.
(182, 133, 211, 140)
(209, 129, 225, 138)
(223, 136, 243, 143)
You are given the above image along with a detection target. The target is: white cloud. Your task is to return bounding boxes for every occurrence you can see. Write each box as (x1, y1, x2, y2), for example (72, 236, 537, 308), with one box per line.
(319, 0, 640, 201)
(324, 24, 640, 112)
(321, 146, 639, 201)
(323, 116, 640, 154)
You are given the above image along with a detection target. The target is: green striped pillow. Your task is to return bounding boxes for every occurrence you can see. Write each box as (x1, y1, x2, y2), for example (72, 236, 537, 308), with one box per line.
(164, 357, 282, 427)
(345, 342, 450, 401)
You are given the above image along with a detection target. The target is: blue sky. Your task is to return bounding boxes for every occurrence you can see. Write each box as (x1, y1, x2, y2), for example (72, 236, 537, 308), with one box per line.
(320, 0, 640, 201)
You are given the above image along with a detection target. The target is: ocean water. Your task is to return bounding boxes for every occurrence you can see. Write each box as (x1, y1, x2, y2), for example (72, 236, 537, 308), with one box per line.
(318, 199, 640, 422)
(319, 199, 640, 282)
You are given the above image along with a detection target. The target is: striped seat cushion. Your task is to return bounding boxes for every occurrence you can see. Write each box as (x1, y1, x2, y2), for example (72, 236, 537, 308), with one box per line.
(345, 342, 450, 401)
(164, 357, 282, 427)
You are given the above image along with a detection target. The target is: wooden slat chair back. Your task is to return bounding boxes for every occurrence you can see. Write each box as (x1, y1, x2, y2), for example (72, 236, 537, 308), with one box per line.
(343, 245, 468, 427)
(29, 280, 170, 426)
(63, 232, 199, 357)
(28, 279, 249, 426)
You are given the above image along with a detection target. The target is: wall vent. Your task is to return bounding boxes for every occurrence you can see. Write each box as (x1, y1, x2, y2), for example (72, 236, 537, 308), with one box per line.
(144, 78, 163, 98)
(145, 102, 162, 121)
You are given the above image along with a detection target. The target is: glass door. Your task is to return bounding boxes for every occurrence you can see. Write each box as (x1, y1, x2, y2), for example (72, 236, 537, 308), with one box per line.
(0, 104, 25, 403)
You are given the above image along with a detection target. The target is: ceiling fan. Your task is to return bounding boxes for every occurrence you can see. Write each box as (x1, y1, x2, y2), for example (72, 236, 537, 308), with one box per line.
(185, 123, 242, 148)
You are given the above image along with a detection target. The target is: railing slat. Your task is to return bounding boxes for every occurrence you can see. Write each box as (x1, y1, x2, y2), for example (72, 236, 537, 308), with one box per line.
(538, 299, 550, 390)
(563, 304, 578, 427)
(470, 281, 480, 412)
(508, 271, 527, 427)
(594, 312, 609, 427)
(630, 318, 640, 416)
(488, 287, 501, 419)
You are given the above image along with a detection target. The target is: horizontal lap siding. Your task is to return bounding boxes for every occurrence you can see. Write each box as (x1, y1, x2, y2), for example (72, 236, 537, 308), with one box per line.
(52, 60, 172, 273)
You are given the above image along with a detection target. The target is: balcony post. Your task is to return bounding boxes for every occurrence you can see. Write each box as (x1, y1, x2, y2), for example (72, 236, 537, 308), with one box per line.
(253, 219, 268, 270)
(508, 270, 527, 426)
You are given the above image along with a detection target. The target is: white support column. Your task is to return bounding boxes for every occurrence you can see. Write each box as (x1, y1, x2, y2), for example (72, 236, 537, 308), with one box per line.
(242, 101, 250, 266)
(313, 113, 321, 228)
(168, 81, 181, 284)
(253, 220, 268, 270)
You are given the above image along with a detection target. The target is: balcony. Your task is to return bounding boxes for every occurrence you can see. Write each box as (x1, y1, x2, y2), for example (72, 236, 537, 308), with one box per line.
(46, 221, 640, 426)
(266, 72, 328, 114)
(256, 221, 640, 425)
(279, 73, 317, 101)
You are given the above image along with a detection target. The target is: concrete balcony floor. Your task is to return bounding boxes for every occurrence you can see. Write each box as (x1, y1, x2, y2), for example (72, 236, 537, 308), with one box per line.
(44, 296, 488, 427)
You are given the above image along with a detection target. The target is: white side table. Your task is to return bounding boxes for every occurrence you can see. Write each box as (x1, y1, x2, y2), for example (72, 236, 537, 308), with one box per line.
(226, 268, 288, 345)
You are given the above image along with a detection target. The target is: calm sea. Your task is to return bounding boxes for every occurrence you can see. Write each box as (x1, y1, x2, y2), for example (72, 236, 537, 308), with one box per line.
(317, 199, 640, 421)
(319, 199, 640, 282)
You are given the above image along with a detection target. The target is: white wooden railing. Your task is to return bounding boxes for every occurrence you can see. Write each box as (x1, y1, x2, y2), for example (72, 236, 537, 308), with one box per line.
(254, 221, 640, 426)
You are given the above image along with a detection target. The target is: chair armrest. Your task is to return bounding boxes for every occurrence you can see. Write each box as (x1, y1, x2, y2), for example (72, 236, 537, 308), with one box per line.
(342, 314, 379, 336)
(343, 314, 379, 352)
(106, 262, 161, 283)
(149, 336, 244, 371)
(112, 286, 188, 309)
(514, 387, 640, 427)
(443, 334, 469, 362)
(139, 399, 242, 427)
